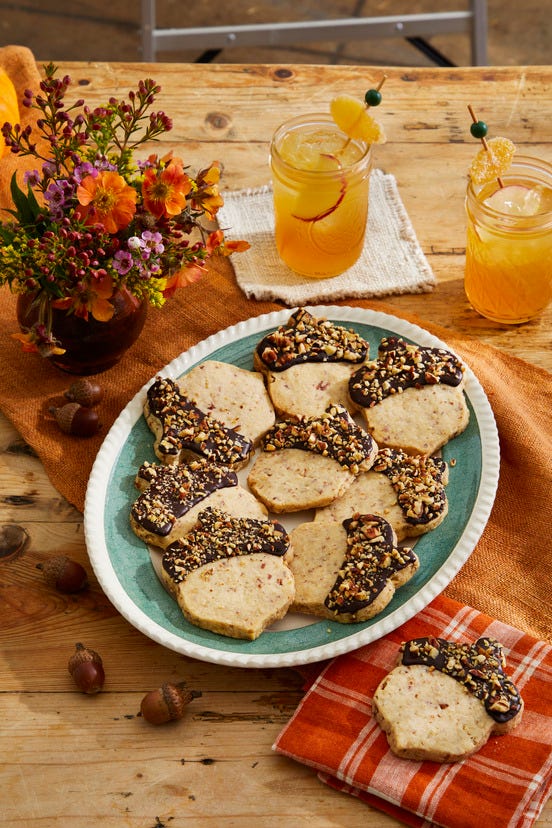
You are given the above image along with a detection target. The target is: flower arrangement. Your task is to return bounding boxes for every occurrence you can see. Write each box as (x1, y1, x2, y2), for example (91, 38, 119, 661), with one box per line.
(0, 63, 249, 357)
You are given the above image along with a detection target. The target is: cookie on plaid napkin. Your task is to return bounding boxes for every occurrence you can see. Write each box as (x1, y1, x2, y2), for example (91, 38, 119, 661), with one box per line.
(274, 595, 552, 828)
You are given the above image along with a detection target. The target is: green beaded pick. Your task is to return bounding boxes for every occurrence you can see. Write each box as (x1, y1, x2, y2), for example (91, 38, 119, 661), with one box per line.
(364, 88, 382, 107)
(470, 120, 488, 139)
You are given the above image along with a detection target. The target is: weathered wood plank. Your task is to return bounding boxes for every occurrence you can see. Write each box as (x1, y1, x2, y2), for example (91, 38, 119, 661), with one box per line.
(0, 692, 399, 827)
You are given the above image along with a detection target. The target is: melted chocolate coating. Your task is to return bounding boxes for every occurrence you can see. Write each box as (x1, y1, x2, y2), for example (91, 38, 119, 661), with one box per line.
(349, 337, 465, 408)
(325, 515, 417, 615)
(371, 448, 448, 526)
(162, 506, 289, 584)
(262, 404, 376, 473)
(256, 308, 368, 371)
(131, 461, 237, 537)
(401, 636, 523, 723)
(146, 377, 252, 467)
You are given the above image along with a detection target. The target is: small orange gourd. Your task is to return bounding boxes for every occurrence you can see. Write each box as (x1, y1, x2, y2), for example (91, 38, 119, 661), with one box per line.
(0, 68, 19, 158)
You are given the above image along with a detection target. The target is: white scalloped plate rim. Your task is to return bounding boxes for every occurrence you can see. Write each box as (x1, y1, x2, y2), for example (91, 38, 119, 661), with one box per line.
(84, 305, 500, 668)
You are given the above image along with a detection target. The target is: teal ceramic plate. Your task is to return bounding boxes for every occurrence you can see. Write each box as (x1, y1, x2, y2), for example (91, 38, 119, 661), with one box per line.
(84, 306, 499, 668)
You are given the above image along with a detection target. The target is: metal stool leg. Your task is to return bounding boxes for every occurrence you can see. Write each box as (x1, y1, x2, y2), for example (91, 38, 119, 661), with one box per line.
(470, 0, 489, 65)
(142, 0, 155, 62)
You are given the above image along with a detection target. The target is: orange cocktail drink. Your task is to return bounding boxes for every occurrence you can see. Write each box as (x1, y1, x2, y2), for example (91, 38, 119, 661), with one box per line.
(465, 156, 552, 324)
(270, 114, 373, 278)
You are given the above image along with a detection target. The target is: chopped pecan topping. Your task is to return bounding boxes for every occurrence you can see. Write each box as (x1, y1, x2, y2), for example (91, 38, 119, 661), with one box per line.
(349, 336, 465, 408)
(131, 459, 237, 538)
(325, 514, 417, 615)
(262, 404, 377, 473)
(162, 506, 289, 584)
(400, 636, 522, 723)
(372, 447, 448, 525)
(256, 308, 368, 371)
(146, 376, 252, 468)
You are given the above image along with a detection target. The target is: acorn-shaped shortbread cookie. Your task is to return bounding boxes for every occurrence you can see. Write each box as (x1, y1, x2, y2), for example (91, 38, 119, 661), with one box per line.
(349, 337, 469, 455)
(247, 403, 378, 513)
(372, 636, 523, 762)
(289, 513, 419, 623)
(254, 308, 370, 419)
(161, 507, 294, 640)
(144, 376, 253, 469)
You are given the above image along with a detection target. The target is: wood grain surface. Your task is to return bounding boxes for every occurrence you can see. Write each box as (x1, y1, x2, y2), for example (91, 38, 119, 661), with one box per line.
(0, 62, 550, 827)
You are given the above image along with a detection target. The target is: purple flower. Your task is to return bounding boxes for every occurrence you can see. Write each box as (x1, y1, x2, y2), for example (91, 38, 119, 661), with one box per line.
(137, 157, 156, 172)
(73, 162, 98, 184)
(113, 249, 134, 275)
(127, 235, 146, 255)
(23, 169, 41, 188)
(127, 235, 144, 249)
(41, 160, 57, 180)
(94, 158, 117, 172)
(142, 230, 164, 255)
(44, 180, 69, 219)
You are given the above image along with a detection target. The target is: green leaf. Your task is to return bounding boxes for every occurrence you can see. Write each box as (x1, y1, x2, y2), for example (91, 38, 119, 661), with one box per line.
(9, 172, 41, 225)
(25, 183, 42, 217)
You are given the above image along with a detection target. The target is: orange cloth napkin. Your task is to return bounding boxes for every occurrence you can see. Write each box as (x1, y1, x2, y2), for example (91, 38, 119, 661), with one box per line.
(274, 594, 552, 828)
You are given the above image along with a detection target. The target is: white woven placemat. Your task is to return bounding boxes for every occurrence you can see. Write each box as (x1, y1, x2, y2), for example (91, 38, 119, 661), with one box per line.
(217, 168, 435, 306)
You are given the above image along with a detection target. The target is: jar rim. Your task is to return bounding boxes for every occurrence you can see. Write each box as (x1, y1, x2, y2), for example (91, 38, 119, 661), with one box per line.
(466, 155, 552, 231)
(270, 112, 373, 176)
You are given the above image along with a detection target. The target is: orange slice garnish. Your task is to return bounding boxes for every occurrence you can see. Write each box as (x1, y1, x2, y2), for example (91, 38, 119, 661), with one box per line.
(330, 95, 386, 144)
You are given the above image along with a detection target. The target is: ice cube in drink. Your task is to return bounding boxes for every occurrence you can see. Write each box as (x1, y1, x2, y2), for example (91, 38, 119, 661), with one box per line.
(465, 160, 552, 324)
(270, 115, 372, 278)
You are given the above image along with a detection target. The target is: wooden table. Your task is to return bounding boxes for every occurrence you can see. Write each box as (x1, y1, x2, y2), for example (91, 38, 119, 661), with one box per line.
(1, 62, 550, 827)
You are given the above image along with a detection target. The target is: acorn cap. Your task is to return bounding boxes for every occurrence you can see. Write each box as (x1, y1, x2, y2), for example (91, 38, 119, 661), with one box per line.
(49, 403, 101, 437)
(64, 378, 103, 407)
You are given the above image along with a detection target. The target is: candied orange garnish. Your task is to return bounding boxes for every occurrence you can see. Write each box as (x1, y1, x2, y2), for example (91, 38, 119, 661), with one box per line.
(469, 136, 516, 184)
(330, 95, 386, 144)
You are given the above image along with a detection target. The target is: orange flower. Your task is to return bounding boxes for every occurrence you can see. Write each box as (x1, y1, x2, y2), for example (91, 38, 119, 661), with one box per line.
(76, 171, 137, 233)
(205, 229, 250, 256)
(163, 263, 207, 297)
(11, 330, 65, 357)
(89, 273, 117, 322)
(220, 238, 251, 256)
(54, 273, 116, 322)
(192, 161, 224, 219)
(142, 157, 192, 219)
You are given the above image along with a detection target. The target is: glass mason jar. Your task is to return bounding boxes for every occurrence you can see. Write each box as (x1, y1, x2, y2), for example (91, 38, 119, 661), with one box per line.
(464, 155, 552, 324)
(270, 113, 373, 279)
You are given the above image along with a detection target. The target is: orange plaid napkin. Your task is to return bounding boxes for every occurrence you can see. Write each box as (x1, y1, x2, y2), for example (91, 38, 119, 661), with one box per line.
(274, 595, 552, 828)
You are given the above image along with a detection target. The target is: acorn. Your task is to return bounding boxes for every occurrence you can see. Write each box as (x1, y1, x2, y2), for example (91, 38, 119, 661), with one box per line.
(49, 402, 101, 437)
(64, 378, 103, 408)
(68, 642, 105, 694)
(38, 554, 89, 593)
(139, 681, 202, 725)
